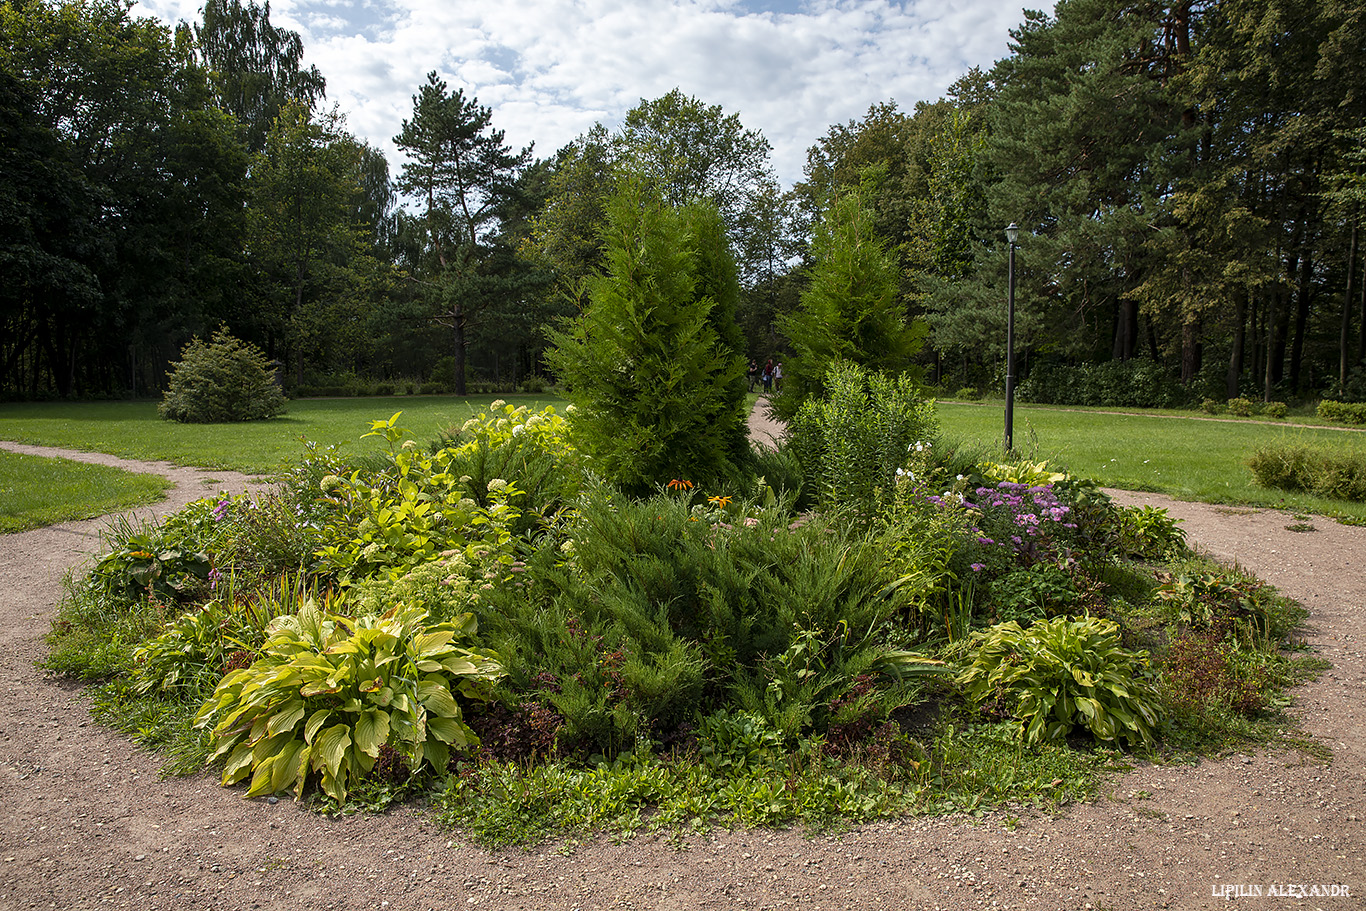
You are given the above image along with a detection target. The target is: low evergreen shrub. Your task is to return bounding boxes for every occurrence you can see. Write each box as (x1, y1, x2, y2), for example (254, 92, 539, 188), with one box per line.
(159, 330, 286, 423)
(1226, 396, 1254, 417)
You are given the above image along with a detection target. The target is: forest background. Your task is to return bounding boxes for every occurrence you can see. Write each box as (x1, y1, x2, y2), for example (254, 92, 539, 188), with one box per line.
(3, 0, 1365, 405)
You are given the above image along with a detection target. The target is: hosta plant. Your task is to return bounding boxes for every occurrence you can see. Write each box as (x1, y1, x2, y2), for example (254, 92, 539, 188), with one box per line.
(196, 600, 504, 803)
(957, 616, 1162, 748)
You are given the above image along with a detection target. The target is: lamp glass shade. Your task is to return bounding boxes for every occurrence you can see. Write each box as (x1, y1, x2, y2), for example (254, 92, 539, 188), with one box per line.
(1005, 223, 1019, 245)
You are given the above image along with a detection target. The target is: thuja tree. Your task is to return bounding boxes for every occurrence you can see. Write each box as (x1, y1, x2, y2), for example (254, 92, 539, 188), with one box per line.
(774, 180, 928, 421)
(548, 180, 748, 492)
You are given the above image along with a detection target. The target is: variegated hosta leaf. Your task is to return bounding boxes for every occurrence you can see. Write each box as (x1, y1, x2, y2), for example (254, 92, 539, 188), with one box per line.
(198, 602, 504, 803)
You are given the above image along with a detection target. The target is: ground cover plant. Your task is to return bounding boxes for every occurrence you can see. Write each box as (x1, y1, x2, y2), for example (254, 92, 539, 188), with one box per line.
(936, 402, 1366, 523)
(44, 369, 1324, 846)
(0, 450, 170, 533)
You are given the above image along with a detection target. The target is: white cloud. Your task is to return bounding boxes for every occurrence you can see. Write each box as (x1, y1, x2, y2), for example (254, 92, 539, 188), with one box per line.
(131, 0, 1023, 190)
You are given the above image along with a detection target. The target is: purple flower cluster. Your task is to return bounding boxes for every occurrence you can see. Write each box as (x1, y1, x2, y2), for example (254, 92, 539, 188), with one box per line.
(968, 482, 1076, 565)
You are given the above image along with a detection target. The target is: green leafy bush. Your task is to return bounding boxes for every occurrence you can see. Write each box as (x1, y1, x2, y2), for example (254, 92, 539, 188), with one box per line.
(92, 519, 211, 603)
(159, 330, 286, 423)
(196, 601, 503, 802)
(1226, 396, 1254, 417)
(1114, 505, 1188, 561)
(479, 490, 943, 755)
(789, 360, 937, 521)
(1317, 400, 1366, 424)
(312, 413, 526, 583)
(1017, 360, 1188, 409)
(1247, 444, 1366, 502)
(1260, 401, 1288, 419)
(1200, 398, 1223, 415)
(957, 617, 1162, 747)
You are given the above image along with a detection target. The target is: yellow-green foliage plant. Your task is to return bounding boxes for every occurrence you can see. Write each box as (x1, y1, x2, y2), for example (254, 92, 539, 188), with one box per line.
(196, 600, 503, 803)
(957, 616, 1162, 748)
(314, 413, 525, 584)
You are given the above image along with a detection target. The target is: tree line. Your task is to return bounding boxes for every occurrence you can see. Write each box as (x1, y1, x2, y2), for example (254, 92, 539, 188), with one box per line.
(3, 0, 1363, 401)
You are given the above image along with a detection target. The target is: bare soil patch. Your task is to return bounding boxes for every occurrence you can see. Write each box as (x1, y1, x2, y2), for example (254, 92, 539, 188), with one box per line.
(1, 439, 1362, 911)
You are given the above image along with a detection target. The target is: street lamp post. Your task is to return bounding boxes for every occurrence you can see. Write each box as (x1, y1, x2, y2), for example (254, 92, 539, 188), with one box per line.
(1004, 223, 1019, 454)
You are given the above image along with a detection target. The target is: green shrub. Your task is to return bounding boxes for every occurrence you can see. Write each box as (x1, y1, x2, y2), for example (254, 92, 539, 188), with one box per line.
(1200, 398, 1223, 415)
(789, 360, 937, 521)
(773, 179, 927, 421)
(1317, 399, 1366, 424)
(519, 375, 548, 393)
(1260, 401, 1287, 419)
(953, 387, 978, 401)
(1247, 444, 1366, 502)
(1226, 396, 1254, 417)
(1114, 505, 1188, 561)
(132, 575, 311, 696)
(159, 330, 286, 423)
(957, 616, 1162, 747)
(479, 490, 943, 755)
(196, 601, 503, 803)
(1017, 360, 1188, 409)
(1159, 629, 1268, 718)
(548, 181, 749, 493)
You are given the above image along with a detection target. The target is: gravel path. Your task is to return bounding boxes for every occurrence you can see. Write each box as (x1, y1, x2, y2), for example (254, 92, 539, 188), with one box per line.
(1, 430, 1362, 911)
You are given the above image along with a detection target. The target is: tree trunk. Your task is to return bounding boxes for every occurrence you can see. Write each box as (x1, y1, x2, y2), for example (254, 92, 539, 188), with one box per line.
(1180, 317, 1200, 385)
(1112, 298, 1137, 361)
(1271, 285, 1292, 389)
(1289, 245, 1314, 393)
(1249, 292, 1261, 386)
(453, 309, 467, 397)
(1343, 218, 1358, 389)
(1227, 289, 1247, 399)
(1264, 290, 1277, 402)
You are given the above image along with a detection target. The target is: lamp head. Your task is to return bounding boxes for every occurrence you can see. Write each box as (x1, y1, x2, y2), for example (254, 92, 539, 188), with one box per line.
(1005, 223, 1019, 245)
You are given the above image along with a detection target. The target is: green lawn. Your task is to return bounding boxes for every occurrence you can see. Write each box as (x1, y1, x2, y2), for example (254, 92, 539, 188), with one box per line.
(0, 395, 565, 475)
(0, 449, 170, 533)
(938, 401, 1366, 521)
(4, 394, 1364, 521)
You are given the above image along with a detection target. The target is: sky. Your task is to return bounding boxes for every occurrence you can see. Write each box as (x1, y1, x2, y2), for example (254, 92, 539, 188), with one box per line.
(130, 0, 1027, 191)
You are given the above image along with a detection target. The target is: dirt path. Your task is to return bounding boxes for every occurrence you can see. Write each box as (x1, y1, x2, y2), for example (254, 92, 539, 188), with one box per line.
(1, 439, 1363, 911)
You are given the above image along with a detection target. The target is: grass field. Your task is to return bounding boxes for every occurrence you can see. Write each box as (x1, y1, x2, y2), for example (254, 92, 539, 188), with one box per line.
(0, 449, 169, 533)
(937, 401, 1366, 521)
(0, 395, 564, 475)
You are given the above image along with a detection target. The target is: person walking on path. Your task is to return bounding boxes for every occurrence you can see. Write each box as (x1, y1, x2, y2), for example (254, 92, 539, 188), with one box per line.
(762, 359, 774, 393)
(747, 359, 759, 392)
(773, 361, 783, 392)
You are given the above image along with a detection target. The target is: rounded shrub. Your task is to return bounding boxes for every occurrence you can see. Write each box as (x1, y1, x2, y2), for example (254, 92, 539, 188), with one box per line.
(159, 331, 286, 423)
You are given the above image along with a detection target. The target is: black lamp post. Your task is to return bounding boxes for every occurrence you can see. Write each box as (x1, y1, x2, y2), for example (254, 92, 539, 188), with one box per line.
(1004, 223, 1019, 454)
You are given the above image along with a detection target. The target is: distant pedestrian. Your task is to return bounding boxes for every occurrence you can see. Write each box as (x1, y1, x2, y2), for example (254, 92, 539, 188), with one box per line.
(762, 359, 773, 393)
(773, 361, 783, 392)
(747, 359, 759, 392)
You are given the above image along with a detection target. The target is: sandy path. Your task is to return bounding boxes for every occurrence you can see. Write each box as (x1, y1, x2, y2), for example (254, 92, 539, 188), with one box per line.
(1, 434, 1362, 911)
